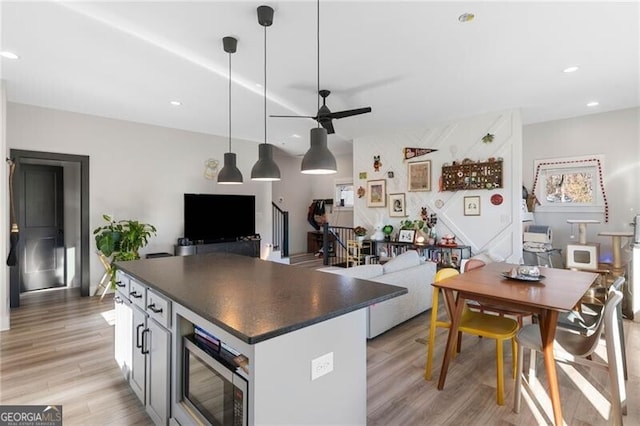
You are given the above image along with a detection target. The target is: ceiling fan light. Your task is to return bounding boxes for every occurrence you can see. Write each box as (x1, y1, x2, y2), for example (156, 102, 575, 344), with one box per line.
(301, 127, 337, 175)
(218, 152, 243, 184)
(251, 143, 281, 181)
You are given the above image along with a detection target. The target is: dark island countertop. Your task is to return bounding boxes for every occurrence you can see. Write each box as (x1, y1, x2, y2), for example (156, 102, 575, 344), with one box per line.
(116, 253, 407, 344)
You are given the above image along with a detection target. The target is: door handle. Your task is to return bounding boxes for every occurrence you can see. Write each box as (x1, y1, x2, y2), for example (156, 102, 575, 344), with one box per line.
(141, 328, 150, 355)
(136, 323, 144, 348)
(147, 303, 163, 314)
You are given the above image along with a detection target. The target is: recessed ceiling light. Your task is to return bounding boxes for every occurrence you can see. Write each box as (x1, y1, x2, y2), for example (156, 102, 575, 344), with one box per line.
(586, 101, 599, 107)
(563, 66, 579, 73)
(458, 13, 475, 23)
(170, 100, 182, 106)
(256, 83, 263, 88)
(291, 134, 301, 138)
(0, 51, 19, 60)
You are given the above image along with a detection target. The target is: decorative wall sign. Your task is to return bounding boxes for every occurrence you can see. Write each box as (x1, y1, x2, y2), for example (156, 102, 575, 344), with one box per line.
(407, 160, 431, 192)
(389, 193, 407, 217)
(464, 196, 481, 216)
(366, 179, 387, 207)
(373, 156, 382, 172)
(403, 147, 438, 160)
(490, 193, 503, 205)
(203, 158, 219, 180)
(359, 172, 367, 179)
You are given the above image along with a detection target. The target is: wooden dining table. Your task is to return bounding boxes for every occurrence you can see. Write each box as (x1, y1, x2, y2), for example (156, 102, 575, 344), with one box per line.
(433, 261, 598, 425)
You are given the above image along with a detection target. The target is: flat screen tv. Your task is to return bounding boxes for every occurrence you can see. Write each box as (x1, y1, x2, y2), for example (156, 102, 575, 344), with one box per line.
(184, 194, 255, 243)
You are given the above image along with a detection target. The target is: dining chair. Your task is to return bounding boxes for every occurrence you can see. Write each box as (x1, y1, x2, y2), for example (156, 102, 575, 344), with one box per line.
(425, 268, 519, 405)
(513, 287, 626, 424)
(557, 276, 627, 380)
(464, 259, 534, 328)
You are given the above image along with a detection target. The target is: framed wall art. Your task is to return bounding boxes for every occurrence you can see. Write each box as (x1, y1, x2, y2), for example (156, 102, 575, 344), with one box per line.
(367, 179, 387, 207)
(389, 193, 407, 217)
(398, 229, 416, 243)
(464, 196, 481, 216)
(408, 160, 431, 192)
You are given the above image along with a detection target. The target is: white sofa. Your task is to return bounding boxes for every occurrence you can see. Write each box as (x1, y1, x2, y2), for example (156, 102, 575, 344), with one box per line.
(319, 250, 437, 338)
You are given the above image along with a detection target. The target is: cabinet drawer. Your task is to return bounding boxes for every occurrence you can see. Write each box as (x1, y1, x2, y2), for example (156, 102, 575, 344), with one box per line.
(147, 290, 171, 329)
(129, 279, 147, 310)
(114, 270, 130, 294)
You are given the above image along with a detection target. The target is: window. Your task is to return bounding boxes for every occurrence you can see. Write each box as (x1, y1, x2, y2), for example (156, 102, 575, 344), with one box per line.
(335, 180, 354, 208)
(532, 155, 606, 214)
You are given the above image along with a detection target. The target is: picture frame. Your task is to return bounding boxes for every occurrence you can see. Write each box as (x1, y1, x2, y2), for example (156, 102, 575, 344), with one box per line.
(407, 160, 431, 192)
(464, 196, 481, 216)
(366, 179, 387, 207)
(398, 229, 416, 243)
(389, 193, 407, 217)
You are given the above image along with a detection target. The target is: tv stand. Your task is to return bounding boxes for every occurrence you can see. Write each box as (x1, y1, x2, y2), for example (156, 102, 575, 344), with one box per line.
(175, 239, 260, 258)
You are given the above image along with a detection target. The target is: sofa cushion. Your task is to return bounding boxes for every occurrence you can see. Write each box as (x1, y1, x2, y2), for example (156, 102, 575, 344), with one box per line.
(383, 250, 421, 274)
(321, 264, 384, 280)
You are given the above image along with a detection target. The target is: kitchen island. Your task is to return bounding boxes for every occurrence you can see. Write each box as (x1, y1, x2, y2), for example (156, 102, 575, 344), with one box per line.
(115, 253, 407, 425)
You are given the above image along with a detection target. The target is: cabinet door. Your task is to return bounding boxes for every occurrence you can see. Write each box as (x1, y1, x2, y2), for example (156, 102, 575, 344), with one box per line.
(146, 318, 171, 425)
(130, 306, 147, 404)
(114, 292, 132, 380)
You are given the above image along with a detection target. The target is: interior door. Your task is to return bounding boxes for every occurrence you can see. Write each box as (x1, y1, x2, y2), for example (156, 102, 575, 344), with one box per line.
(19, 164, 65, 292)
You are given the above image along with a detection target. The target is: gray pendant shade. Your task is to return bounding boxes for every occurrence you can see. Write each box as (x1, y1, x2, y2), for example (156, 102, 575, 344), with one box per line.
(251, 5, 281, 181)
(218, 36, 243, 185)
(251, 143, 281, 181)
(218, 152, 243, 184)
(301, 127, 337, 174)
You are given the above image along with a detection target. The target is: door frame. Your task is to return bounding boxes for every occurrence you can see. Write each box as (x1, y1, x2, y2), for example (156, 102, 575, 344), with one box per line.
(9, 150, 90, 306)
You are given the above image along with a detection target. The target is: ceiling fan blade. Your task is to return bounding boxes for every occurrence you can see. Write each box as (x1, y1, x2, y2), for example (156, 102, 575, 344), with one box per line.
(270, 114, 317, 119)
(321, 120, 335, 134)
(329, 107, 372, 120)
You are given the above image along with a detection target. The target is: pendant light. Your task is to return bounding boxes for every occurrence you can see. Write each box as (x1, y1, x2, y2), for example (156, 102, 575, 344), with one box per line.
(218, 36, 243, 184)
(251, 5, 281, 181)
(301, 0, 337, 175)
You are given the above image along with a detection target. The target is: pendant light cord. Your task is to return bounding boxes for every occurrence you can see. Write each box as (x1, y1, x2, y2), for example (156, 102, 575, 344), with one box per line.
(316, 0, 320, 129)
(228, 49, 232, 153)
(264, 24, 267, 145)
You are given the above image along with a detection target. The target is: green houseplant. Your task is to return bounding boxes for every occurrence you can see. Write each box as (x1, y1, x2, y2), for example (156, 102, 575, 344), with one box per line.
(94, 214, 157, 285)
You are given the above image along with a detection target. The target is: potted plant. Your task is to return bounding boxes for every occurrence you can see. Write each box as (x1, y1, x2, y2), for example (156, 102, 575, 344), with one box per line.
(353, 226, 367, 242)
(94, 214, 157, 286)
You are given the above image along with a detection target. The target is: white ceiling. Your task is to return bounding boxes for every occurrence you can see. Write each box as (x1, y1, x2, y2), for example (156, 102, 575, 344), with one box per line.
(1, 1, 638, 156)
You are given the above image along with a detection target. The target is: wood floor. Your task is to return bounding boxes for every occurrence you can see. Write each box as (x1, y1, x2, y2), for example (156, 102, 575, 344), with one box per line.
(1, 287, 638, 425)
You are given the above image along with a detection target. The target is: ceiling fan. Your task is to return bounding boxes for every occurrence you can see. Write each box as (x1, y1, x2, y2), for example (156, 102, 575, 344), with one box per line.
(271, 89, 371, 134)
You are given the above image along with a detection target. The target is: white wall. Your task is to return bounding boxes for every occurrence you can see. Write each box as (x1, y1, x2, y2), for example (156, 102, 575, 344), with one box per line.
(523, 107, 640, 260)
(7, 103, 271, 295)
(1, 81, 9, 330)
(354, 109, 523, 262)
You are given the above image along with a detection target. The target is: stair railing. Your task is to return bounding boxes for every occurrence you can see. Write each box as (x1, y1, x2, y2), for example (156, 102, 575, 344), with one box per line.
(272, 202, 289, 258)
(322, 223, 354, 266)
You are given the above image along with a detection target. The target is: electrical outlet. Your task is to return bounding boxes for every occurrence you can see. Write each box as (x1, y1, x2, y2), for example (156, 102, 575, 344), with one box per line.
(311, 352, 333, 381)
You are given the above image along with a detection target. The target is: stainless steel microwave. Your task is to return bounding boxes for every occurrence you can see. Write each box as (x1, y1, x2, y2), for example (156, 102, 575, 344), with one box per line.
(182, 336, 247, 426)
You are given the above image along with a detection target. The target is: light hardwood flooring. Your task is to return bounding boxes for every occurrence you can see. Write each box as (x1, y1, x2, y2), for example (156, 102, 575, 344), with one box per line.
(1, 287, 638, 425)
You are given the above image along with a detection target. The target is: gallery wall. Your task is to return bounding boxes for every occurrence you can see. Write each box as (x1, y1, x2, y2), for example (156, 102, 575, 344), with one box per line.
(6, 103, 272, 295)
(353, 109, 524, 262)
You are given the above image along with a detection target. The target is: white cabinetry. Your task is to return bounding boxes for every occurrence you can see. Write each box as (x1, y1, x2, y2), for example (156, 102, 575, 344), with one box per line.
(116, 274, 172, 425)
(114, 270, 132, 380)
